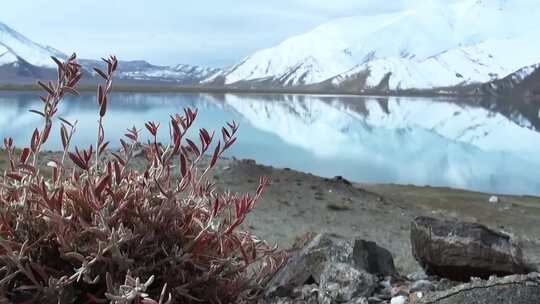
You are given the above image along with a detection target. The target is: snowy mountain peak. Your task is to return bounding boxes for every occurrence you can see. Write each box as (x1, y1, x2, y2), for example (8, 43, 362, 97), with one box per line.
(212, 0, 540, 92)
(0, 21, 65, 68)
(0, 21, 221, 85)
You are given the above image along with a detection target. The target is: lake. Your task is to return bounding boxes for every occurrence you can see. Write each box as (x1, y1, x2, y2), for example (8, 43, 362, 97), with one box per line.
(1, 91, 539, 196)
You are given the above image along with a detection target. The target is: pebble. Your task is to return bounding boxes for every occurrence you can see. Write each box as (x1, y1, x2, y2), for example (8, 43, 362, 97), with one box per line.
(390, 295, 407, 304)
(407, 271, 428, 281)
(410, 279, 434, 293)
(489, 195, 499, 203)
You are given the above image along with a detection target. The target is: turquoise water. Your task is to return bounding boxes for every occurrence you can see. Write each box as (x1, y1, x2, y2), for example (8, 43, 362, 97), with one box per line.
(1, 91, 539, 196)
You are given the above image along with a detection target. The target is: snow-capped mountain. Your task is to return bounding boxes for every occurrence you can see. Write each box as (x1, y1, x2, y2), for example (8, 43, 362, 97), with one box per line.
(210, 0, 540, 93)
(118, 63, 219, 83)
(80, 59, 219, 84)
(0, 22, 219, 85)
(0, 22, 65, 68)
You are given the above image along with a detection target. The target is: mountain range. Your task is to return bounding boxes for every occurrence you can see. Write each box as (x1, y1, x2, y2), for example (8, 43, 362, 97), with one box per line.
(0, 22, 218, 85)
(205, 0, 540, 97)
(1, 0, 540, 96)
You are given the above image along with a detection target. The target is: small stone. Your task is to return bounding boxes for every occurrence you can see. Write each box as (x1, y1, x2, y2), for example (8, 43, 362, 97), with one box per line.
(391, 284, 409, 297)
(410, 279, 434, 293)
(407, 271, 428, 281)
(319, 262, 377, 303)
(345, 297, 369, 304)
(489, 195, 499, 203)
(408, 292, 423, 303)
(390, 295, 408, 304)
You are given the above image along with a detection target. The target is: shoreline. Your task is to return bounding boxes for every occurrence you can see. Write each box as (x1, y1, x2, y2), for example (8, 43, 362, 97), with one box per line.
(2, 150, 539, 274)
(0, 83, 509, 99)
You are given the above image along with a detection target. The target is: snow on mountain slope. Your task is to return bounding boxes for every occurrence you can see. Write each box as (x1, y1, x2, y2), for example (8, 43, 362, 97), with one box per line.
(0, 22, 65, 68)
(334, 34, 540, 89)
(215, 0, 540, 90)
(118, 63, 220, 83)
(0, 22, 220, 84)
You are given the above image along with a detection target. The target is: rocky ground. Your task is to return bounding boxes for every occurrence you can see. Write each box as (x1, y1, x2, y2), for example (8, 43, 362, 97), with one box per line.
(211, 158, 540, 275)
(2, 150, 540, 303)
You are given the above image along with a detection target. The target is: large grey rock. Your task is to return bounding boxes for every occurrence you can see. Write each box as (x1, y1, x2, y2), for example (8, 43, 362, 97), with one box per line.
(353, 239, 397, 277)
(265, 233, 396, 298)
(411, 216, 531, 281)
(262, 284, 318, 304)
(318, 262, 377, 304)
(417, 273, 540, 304)
(265, 234, 352, 298)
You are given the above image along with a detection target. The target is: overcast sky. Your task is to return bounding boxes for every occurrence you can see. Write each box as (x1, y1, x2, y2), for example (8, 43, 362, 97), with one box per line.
(1, 0, 415, 67)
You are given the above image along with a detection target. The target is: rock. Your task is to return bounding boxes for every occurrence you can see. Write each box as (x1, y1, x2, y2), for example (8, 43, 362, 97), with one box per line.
(417, 273, 540, 304)
(262, 284, 318, 304)
(411, 216, 530, 281)
(390, 295, 408, 304)
(264, 233, 351, 298)
(406, 271, 428, 281)
(409, 292, 424, 302)
(345, 297, 368, 304)
(353, 239, 398, 277)
(409, 280, 435, 293)
(488, 195, 499, 203)
(319, 262, 377, 303)
(265, 233, 396, 298)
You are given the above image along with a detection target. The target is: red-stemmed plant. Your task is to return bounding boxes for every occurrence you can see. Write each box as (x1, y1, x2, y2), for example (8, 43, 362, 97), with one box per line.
(0, 54, 285, 303)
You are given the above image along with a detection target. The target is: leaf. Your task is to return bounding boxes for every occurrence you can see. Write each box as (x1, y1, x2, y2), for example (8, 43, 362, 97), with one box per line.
(209, 141, 221, 168)
(19, 148, 31, 164)
(62, 86, 79, 96)
(37, 80, 54, 95)
(6, 172, 22, 181)
(51, 56, 64, 70)
(29, 109, 45, 117)
(111, 152, 126, 166)
(68, 72, 83, 87)
(42, 121, 52, 143)
(200, 129, 211, 145)
(60, 125, 69, 149)
(94, 174, 111, 197)
(99, 95, 107, 117)
(113, 161, 122, 185)
(99, 141, 110, 156)
(58, 117, 74, 128)
(221, 127, 230, 140)
(30, 129, 40, 152)
(93, 68, 108, 80)
(185, 138, 200, 156)
(3, 137, 12, 149)
(224, 137, 237, 150)
(97, 85, 104, 105)
(180, 153, 187, 177)
(68, 152, 88, 170)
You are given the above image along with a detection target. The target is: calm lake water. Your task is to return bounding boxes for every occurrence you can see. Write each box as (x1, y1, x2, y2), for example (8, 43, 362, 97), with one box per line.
(1, 91, 539, 196)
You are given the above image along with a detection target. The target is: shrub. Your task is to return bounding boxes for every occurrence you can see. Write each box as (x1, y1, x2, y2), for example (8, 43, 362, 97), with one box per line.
(0, 54, 285, 303)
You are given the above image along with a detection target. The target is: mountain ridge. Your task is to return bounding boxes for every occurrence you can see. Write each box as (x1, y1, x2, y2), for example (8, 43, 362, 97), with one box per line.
(0, 21, 218, 85)
(207, 0, 540, 96)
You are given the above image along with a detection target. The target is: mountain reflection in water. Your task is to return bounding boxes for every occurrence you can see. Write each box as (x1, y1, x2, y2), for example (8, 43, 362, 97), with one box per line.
(0, 91, 539, 196)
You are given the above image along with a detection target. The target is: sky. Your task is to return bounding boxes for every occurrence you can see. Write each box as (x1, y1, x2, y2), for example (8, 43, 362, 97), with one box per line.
(1, 0, 415, 68)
